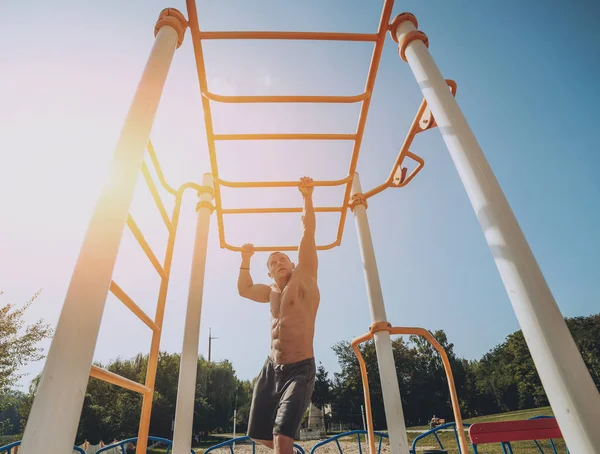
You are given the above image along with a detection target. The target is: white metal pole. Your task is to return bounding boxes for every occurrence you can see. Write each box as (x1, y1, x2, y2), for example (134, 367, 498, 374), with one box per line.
(172, 174, 214, 454)
(351, 173, 409, 454)
(361, 405, 367, 431)
(392, 16, 600, 454)
(232, 408, 237, 447)
(20, 9, 187, 454)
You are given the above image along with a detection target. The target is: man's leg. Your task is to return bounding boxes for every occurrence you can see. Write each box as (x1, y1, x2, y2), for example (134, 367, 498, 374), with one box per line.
(253, 439, 274, 449)
(273, 434, 294, 454)
(248, 358, 277, 448)
(273, 361, 315, 454)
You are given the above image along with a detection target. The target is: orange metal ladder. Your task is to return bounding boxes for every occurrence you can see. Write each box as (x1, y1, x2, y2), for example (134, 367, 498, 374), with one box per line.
(87, 141, 205, 449)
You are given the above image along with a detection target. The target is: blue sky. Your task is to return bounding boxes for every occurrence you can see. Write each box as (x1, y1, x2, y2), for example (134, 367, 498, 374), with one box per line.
(1, 0, 599, 394)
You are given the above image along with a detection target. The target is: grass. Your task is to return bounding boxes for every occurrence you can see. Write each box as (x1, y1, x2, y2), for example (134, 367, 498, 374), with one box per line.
(147, 407, 564, 453)
(407, 406, 555, 430)
(395, 406, 562, 453)
(313, 428, 566, 454)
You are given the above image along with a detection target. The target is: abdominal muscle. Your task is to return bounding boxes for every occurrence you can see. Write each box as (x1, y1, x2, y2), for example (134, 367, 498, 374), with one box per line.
(270, 275, 319, 365)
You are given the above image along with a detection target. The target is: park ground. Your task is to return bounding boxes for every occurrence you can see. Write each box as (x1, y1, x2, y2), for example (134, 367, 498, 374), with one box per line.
(170, 406, 565, 454)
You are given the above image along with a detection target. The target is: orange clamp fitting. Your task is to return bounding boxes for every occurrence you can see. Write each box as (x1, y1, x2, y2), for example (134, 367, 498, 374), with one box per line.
(369, 321, 392, 334)
(196, 201, 215, 213)
(399, 30, 429, 62)
(197, 185, 214, 198)
(154, 8, 188, 48)
(349, 193, 368, 211)
(389, 13, 419, 43)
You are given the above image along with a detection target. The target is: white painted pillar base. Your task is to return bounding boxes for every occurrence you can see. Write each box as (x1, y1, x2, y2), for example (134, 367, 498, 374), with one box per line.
(172, 174, 214, 454)
(351, 173, 409, 454)
(20, 10, 187, 454)
(393, 16, 600, 454)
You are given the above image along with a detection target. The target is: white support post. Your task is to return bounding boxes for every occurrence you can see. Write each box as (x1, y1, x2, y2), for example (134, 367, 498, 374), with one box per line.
(351, 173, 409, 454)
(361, 405, 367, 432)
(392, 15, 600, 454)
(172, 174, 214, 454)
(232, 408, 237, 448)
(19, 9, 187, 454)
(21, 10, 186, 454)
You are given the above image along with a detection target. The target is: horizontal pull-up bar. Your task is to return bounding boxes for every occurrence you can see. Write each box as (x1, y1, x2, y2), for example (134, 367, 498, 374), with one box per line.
(203, 92, 370, 104)
(216, 175, 351, 188)
(223, 240, 339, 253)
(222, 206, 344, 214)
(197, 31, 378, 42)
(213, 133, 356, 141)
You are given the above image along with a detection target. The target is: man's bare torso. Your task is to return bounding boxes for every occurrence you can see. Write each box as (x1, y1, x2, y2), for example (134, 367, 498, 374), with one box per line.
(269, 269, 320, 364)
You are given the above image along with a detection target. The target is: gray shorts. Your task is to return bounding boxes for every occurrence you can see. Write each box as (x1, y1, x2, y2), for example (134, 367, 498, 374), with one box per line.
(247, 356, 316, 440)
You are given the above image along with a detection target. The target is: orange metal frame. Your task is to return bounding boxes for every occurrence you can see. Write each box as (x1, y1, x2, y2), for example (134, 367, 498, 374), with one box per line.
(185, 0, 456, 253)
(351, 322, 469, 454)
(88, 141, 207, 454)
(92, 2, 459, 450)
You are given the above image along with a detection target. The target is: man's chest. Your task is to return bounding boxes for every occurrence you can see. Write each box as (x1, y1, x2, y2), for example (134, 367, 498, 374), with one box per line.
(269, 276, 318, 316)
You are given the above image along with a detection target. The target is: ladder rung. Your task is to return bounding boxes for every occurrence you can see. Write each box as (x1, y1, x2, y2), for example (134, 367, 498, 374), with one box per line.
(222, 207, 344, 214)
(109, 281, 159, 332)
(213, 133, 356, 141)
(198, 31, 378, 42)
(126, 215, 168, 280)
(90, 365, 150, 394)
(224, 241, 338, 252)
(203, 92, 369, 104)
(217, 175, 351, 188)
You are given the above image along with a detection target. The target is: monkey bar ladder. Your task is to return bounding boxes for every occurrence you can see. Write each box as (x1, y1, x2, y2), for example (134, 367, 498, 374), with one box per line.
(185, 0, 427, 254)
(176, 2, 449, 454)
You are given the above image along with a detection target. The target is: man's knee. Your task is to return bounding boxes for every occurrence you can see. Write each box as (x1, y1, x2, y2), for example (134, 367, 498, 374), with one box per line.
(252, 438, 274, 449)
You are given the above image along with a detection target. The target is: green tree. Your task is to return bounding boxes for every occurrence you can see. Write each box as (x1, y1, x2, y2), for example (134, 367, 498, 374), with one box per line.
(21, 352, 255, 444)
(312, 363, 331, 410)
(311, 363, 332, 429)
(0, 290, 52, 392)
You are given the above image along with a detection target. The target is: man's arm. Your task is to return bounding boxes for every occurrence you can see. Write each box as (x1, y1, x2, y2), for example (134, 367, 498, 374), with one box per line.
(238, 243, 271, 303)
(297, 177, 318, 277)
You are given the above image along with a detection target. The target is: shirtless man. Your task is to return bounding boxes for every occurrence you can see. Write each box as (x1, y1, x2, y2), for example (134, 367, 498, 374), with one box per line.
(237, 176, 320, 454)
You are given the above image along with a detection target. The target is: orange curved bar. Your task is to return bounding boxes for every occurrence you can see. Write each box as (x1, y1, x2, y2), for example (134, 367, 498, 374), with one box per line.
(223, 239, 338, 253)
(198, 31, 379, 42)
(213, 133, 356, 141)
(351, 326, 469, 454)
(363, 79, 458, 200)
(140, 162, 173, 231)
(398, 151, 425, 187)
(351, 341, 377, 454)
(216, 175, 352, 188)
(147, 140, 177, 195)
(203, 92, 370, 104)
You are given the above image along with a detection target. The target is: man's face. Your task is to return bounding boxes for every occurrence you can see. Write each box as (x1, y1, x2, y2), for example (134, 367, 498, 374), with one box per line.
(267, 252, 294, 279)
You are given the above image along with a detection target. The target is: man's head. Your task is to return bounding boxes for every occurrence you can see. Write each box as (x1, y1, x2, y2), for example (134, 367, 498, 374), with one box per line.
(266, 251, 295, 281)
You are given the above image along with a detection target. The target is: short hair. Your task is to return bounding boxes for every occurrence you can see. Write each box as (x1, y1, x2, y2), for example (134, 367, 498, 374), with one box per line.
(266, 251, 290, 269)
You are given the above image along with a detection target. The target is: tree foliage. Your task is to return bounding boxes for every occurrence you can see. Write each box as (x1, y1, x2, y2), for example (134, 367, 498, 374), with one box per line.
(329, 314, 600, 428)
(0, 290, 52, 393)
(1, 312, 598, 440)
(53, 354, 254, 445)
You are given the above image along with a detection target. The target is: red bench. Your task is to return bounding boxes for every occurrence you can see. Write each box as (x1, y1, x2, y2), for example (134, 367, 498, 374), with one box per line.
(468, 418, 564, 453)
